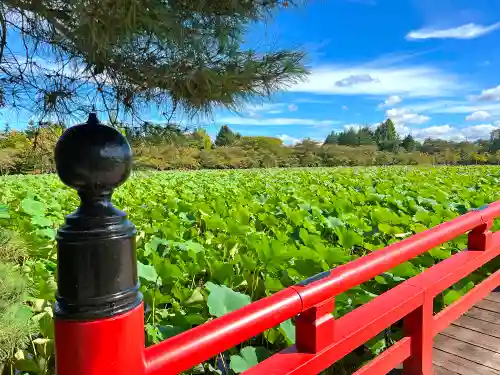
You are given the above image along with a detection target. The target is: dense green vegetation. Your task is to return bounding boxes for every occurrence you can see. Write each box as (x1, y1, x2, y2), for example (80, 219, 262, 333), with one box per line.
(1, 166, 499, 374)
(1, 120, 500, 176)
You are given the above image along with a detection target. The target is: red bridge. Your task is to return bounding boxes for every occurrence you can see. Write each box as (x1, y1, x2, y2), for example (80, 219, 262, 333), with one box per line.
(52, 114, 500, 375)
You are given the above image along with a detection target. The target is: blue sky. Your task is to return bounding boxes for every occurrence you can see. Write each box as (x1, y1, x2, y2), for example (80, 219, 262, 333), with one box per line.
(3, 0, 500, 144)
(201, 0, 500, 144)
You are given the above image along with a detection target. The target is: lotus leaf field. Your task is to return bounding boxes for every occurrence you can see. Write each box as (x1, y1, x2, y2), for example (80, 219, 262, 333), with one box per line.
(1, 166, 500, 374)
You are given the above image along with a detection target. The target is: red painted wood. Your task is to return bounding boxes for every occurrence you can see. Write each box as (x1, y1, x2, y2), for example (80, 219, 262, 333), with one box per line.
(403, 301, 434, 375)
(352, 337, 412, 375)
(242, 285, 424, 375)
(433, 269, 500, 336)
(55, 303, 146, 375)
(468, 219, 494, 251)
(295, 297, 335, 353)
(144, 288, 302, 375)
(290, 202, 500, 312)
(240, 234, 500, 375)
(404, 237, 500, 299)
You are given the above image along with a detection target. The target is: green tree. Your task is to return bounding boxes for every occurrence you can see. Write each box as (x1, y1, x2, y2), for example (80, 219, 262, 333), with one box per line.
(192, 129, 212, 150)
(489, 129, 500, 152)
(294, 139, 322, 166)
(375, 119, 399, 151)
(471, 152, 488, 165)
(402, 134, 417, 152)
(338, 128, 358, 146)
(1, 1, 307, 121)
(375, 119, 397, 142)
(324, 131, 339, 145)
(215, 125, 239, 147)
(357, 126, 375, 145)
(237, 136, 283, 150)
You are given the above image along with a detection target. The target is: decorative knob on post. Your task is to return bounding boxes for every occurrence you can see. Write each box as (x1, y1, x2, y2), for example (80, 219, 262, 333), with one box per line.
(53, 113, 146, 375)
(54, 112, 140, 318)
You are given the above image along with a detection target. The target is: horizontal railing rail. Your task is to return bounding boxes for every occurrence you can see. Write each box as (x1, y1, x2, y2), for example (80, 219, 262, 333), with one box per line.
(144, 202, 500, 375)
(243, 239, 500, 374)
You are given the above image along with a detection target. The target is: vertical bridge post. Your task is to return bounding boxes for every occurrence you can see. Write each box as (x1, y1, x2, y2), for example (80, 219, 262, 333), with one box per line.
(53, 113, 146, 375)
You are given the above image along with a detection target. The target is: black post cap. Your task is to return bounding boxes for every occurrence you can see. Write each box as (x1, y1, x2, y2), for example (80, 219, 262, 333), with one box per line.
(54, 113, 141, 320)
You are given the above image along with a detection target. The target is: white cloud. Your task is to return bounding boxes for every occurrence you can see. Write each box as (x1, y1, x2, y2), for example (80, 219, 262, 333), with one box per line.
(406, 22, 500, 40)
(241, 102, 300, 117)
(465, 110, 492, 121)
(413, 125, 457, 141)
(342, 105, 349, 110)
(218, 116, 339, 126)
(476, 85, 500, 101)
(335, 74, 379, 87)
(288, 64, 466, 98)
(242, 103, 286, 117)
(405, 100, 500, 116)
(295, 98, 333, 104)
(386, 108, 430, 125)
(412, 123, 499, 141)
(378, 95, 403, 108)
(461, 124, 498, 139)
(279, 134, 301, 145)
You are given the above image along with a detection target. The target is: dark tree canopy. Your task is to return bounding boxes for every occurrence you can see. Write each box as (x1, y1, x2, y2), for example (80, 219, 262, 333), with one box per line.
(374, 119, 399, 151)
(357, 126, 375, 145)
(325, 126, 375, 147)
(338, 128, 358, 146)
(324, 131, 339, 145)
(402, 134, 417, 152)
(375, 119, 398, 144)
(215, 124, 239, 146)
(0, 0, 308, 123)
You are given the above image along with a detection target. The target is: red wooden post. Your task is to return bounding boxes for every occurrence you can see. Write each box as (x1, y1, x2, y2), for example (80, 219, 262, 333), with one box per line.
(53, 113, 146, 375)
(296, 297, 335, 353)
(402, 300, 434, 375)
(468, 219, 493, 251)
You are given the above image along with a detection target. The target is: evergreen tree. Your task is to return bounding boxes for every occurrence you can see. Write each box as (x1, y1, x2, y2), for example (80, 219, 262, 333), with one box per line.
(324, 131, 339, 145)
(215, 125, 239, 146)
(375, 119, 399, 151)
(490, 129, 500, 152)
(375, 119, 398, 143)
(338, 128, 358, 146)
(357, 126, 375, 145)
(1, 1, 307, 119)
(402, 134, 417, 152)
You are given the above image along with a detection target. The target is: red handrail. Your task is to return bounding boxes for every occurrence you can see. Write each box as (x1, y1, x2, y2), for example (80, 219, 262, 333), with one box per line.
(243, 241, 500, 374)
(144, 201, 500, 375)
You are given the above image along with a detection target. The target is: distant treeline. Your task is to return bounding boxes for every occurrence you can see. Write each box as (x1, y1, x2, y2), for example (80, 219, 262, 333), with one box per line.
(1, 119, 500, 174)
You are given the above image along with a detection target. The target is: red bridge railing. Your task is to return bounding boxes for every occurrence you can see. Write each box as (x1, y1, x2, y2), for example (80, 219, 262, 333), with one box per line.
(52, 114, 500, 375)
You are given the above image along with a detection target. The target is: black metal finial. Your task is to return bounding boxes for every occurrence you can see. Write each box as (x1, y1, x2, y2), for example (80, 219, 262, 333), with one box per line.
(87, 111, 99, 126)
(55, 112, 131, 193)
(53, 113, 141, 320)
